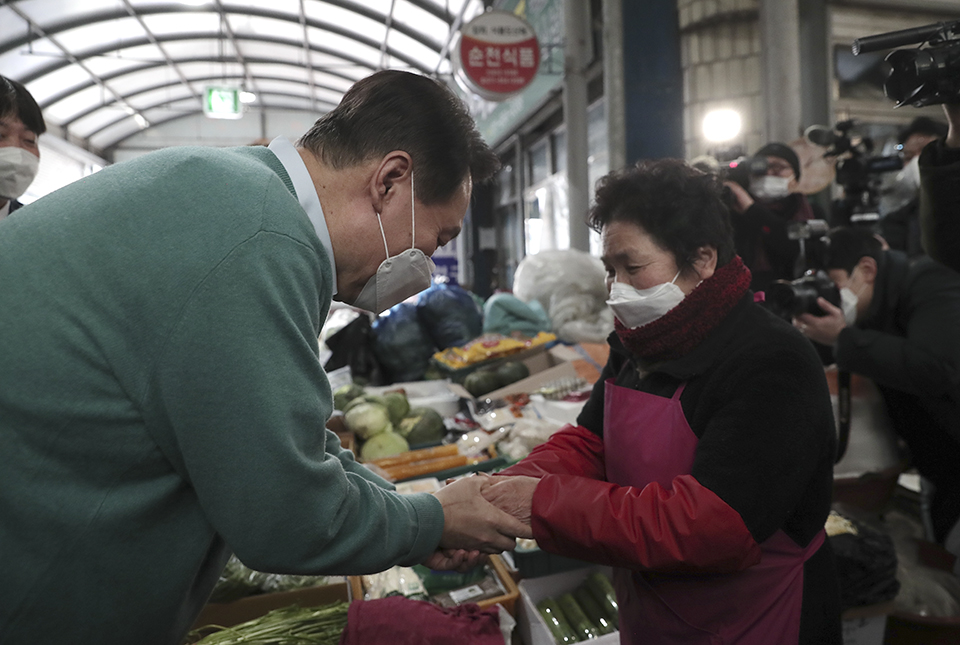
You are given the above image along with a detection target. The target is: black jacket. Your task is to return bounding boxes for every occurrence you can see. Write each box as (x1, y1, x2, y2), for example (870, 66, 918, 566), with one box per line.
(836, 250, 960, 541)
(577, 292, 841, 644)
(919, 139, 960, 273)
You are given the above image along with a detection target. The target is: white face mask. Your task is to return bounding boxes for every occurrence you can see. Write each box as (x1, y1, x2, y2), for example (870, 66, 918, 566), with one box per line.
(840, 287, 858, 325)
(0, 147, 39, 200)
(350, 172, 435, 314)
(750, 175, 791, 201)
(606, 269, 685, 329)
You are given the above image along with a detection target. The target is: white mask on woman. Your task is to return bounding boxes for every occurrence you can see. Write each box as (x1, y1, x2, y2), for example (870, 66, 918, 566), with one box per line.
(350, 172, 435, 314)
(606, 269, 685, 329)
(0, 147, 39, 200)
(749, 175, 790, 201)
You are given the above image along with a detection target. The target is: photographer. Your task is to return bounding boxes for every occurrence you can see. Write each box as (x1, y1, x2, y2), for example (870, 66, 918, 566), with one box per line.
(919, 103, 960, 272)
(794, 227, 960, 553)
(724, 143, 823, 291)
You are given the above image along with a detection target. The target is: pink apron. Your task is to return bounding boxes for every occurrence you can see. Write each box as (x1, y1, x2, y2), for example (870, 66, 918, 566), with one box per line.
(603, 379, 825, 645)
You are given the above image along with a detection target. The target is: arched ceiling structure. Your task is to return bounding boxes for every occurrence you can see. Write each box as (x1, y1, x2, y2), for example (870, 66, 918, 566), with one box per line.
(0, 0, 485, 156)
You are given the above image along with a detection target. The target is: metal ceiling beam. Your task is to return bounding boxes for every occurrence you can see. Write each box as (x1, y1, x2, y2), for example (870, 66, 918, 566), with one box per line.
(101, 101, 345, 150)
(19, 32, 392, 86)
(60, 74, 345, 128)
(298, 0, 318, 110)
(432, 0, 475, 75)
(0, 3, 444, 59)
(86, 91, 337, 142)
(4, 2, 152, 129)
(212, 0, 259, 99)
(380, 0, 398, 70)
(119, 0, 201, 104)
(38, 56, 358, 111)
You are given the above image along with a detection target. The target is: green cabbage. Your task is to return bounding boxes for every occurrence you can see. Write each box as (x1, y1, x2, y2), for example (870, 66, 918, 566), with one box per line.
(343, 402, 391, 440)
(360, 431, 410, 461)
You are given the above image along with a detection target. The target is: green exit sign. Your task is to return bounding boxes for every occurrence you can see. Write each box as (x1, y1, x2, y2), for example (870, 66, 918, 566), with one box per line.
(203, 86, 242, 119)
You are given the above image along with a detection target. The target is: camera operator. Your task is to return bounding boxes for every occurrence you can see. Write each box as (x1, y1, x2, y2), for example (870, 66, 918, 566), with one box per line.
(794, 227, 960, 554)
(880, 117, 947, 256)
(724, 143, 824, 291)
(919, 103, 960, 273)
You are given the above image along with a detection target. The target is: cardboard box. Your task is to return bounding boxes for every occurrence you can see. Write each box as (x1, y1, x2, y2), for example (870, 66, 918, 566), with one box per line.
(517, 566, 620, 645)
(190, 580, 350, 632)
(448, 345, 581, 401)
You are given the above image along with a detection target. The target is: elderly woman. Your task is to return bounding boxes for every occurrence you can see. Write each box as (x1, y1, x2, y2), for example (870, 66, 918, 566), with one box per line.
(486, 159, 841, 644)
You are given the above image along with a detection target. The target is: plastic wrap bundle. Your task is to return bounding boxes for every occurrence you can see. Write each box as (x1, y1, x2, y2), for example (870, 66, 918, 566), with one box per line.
(482, 293, 552, 337)
(416, 282, 483, 350)
(372, 303, 437, 383)
(513, 249, 614, 344)
(209, 555, 330, 602)
(827, 510, 900, 610)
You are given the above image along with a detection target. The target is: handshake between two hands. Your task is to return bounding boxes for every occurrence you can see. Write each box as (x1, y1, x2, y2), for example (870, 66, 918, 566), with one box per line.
(423, 473, 539, 572)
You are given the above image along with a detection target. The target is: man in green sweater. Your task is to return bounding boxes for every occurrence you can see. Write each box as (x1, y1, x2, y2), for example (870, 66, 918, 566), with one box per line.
(0, 70, 529, 644)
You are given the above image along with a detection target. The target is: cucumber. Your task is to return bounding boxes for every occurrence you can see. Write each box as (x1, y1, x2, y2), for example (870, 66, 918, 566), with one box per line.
(574, 586, 615, 635)
(537, 598, 579, 644)
(558, 593, 600, 641)
(585, 572, 619, 629)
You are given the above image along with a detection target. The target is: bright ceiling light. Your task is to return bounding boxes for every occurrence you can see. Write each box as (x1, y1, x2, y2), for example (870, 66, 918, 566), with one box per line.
(702, 109, 742, 143)
(239, 91, 257, 104)
(134, 114, 149, 129)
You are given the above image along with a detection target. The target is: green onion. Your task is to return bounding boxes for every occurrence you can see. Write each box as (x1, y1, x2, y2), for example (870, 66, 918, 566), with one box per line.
(188, 602, 349, 645)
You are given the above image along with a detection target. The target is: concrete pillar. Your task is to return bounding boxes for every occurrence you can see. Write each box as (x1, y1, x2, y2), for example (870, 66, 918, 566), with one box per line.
(759, 0, 803, 143)
(563, 0, 592, 252)
(605, 0, 684, 164)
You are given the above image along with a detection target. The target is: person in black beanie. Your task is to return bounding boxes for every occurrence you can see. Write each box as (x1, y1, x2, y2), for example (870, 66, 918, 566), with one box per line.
(723, 142, 825, 292)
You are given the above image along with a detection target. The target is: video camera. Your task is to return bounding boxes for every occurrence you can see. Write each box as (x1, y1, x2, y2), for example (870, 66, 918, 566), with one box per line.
(805, 120, 903, 228)
(765, 269, 841, 322)
(852, 20, 960, 108)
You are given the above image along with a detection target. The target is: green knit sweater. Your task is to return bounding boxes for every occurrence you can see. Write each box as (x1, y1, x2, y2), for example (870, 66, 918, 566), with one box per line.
(0, 146, 444, 644)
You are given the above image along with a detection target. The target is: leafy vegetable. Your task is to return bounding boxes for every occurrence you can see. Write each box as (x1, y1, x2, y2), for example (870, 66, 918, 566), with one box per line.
(190, 602, 348, 645)
(360, 431, 409, 461)
(343, 402, 391, 440)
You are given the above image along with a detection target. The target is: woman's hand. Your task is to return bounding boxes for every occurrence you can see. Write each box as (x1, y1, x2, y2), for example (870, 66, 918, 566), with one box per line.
(421, 549, 486, 573)
(480, 475, 539, 527)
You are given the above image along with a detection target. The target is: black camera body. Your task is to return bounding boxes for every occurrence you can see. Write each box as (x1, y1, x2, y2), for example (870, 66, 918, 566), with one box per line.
(765, 270, 841, 321)
(853, 20, 960, 107)
(805, 120, 903, 228)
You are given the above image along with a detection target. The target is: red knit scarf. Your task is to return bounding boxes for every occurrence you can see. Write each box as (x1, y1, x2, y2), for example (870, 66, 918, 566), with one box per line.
(615, 256, 752, 363)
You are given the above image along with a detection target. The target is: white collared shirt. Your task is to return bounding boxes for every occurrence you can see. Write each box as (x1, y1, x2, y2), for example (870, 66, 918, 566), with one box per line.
(267, 136, 338, 295)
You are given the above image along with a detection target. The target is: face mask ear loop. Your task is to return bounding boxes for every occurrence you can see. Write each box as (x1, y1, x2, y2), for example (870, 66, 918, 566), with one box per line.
(409, 169, 416, 252)
(375, 212, 390, 260)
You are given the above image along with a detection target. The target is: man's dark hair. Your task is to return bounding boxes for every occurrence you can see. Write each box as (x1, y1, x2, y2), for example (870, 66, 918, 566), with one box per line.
(298, 70, 499, 205)
(0, 75, 46, 136)
(588, 159, 736, 270)
(823, 227, 884, 275)
(898, 116, 947, 143)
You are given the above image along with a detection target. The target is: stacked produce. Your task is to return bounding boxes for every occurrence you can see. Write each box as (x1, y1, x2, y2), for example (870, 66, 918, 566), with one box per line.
(333, 386, 446, 461)
(189, 602, 349, 645)
(209, 556, 330, 603)
(462, 359, 531, 398)
(536, 572, 619, 643)
(366, 444, 479, 482)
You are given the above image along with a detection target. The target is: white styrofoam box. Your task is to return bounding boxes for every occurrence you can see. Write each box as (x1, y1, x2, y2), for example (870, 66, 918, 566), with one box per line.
(366, 380, 462, 417)
(841, 614, 887, 645)
(517, 566, 620, 645)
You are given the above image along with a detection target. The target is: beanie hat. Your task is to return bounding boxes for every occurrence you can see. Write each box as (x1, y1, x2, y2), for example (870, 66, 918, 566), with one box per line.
(898, 116, 947, 143)
(755, 142, 801, 180)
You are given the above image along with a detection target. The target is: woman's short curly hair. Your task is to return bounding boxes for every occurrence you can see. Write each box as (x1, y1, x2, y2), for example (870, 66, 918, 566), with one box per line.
(588, 158, 735, 269)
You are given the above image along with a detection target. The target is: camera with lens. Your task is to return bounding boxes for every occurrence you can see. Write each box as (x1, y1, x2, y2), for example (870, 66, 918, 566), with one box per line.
(852, 20, 960, 108)
(765, 270, 841, 321)
(718, 155, 768, 209)
(805, 120, 903, 229)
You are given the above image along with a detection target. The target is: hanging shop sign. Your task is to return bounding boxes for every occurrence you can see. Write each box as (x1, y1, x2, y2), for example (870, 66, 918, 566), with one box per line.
(454, 10, 540, 102)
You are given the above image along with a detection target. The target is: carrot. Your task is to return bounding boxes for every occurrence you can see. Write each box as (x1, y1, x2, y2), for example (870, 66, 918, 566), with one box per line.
(369, 443, 460, 468)
(383, 455, 472, 481)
